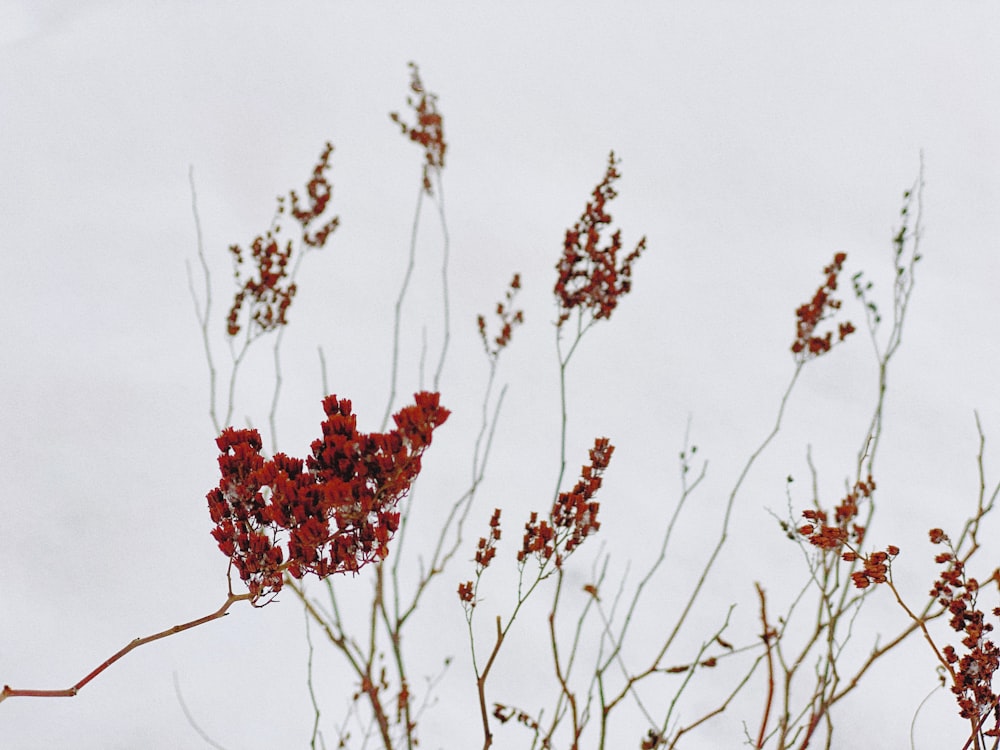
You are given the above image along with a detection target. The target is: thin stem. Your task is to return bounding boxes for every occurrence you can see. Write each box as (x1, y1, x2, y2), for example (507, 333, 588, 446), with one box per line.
(756, 583, 776, 748)
(304, 610, 324, 750)
(650, 365, 803, 678)
(174, 672, 230, 750)
(382, 184, 424, 431)
(431, 172, 450, 392)
(186, 166, 220, 434)
(1, 592, 251, 703)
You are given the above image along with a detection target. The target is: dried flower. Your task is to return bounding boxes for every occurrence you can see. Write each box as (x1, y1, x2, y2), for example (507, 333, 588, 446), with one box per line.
(519, 438, 613, 567)
(227, 143, 339, 337)
(289, 142, 340, 248)
(390, 62, 446, 195)
(208, 392, 449, 602)
(791, 252, 855, 361)
(554, 152, 646, 327)
(928, 531, 1000, 728)
(798, 476, 875, 551)
(849, 548, 896, 589)
(458, 581, 474, 603)
(474, 508, 503, 571)
(477, 274, 524, 360)
(227, 235, 296, 337)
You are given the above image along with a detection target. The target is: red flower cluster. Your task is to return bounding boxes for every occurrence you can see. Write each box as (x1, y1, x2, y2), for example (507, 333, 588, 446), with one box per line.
(519, 438, 613, 567)
(554, 152, 646, 328)
(227, 143, 340, 337)
(798, 475, 876, 551)
(928, 529, 1000, 730)
(477, 274, 524, 360)
(842, 546, 899, 589)
(289, 142, 339, 248)
(390, 62, 446, 195)
(458, 508, 503, 606)
(791, 252, 856, 361)
(226, 234, 295, 337)
(207, 392, 449, 602)
(457, 580, 474, 604)
(475, 508, 503, 570)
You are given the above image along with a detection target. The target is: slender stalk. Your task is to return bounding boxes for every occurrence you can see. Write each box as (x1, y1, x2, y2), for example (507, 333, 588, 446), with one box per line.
(431, 172, 450, 392)
(756, 583, 776, 748)
(0, 592, 251, 703)
(382, 184, 424, 431)
(186, 166, 221, 434)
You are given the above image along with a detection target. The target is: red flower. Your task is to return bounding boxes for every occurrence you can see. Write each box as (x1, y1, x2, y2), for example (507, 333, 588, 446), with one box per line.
(207, 392, 449, 603)
(227, 143, 339, 337)
(289, 142, 340, 249)
(390, 62, 446, 195)
(554, 152, 646, 327)
(927, 534, 1000, 726)
(457, 581, 474, 603)
(791, 252, 855, 362)
(477, 274, 524, 360)
(798, 476, 874, 551)
(519, 438, 613, 567)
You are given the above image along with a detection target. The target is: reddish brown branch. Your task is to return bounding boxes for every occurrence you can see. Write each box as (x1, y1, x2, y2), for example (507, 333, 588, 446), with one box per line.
(0, 592, 251, 703)
(755, 583, 775, 748)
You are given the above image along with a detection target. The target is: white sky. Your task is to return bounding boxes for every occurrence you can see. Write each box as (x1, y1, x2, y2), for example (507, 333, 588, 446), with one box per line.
(2, 2, 1000, 748)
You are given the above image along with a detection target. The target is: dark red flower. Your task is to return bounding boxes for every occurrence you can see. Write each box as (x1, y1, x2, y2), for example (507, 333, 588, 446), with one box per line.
(477, 274, 524, 360)
(207, 392, 449, 603)
(227, 144, 339, 337)
(519, 438, 613, 567)
(390, 62, 446, 195)
(554, 152, 646, 327)
(791, 252, 855, 362)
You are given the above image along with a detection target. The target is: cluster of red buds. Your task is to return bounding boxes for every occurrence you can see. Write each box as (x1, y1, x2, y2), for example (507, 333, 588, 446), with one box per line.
(477, 274, 524, 360)
(928, 529, 1000, 732)
(226, 234, 295, 337)
(289, 141, 339, 248)
(797, 476, 901, 589)
(390, 62, 446, 195)
(791, 251, 855, 361)
(207, 392, 449, 603)
(227, 143, 339, 337)
(798, 475, 875, 551)
(458, 508, 503, 606)
(519, 437, 613, 568)
(554, 152, 646, 327)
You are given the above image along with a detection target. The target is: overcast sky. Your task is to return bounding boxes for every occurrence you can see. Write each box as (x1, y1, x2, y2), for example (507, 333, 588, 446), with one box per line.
(2, 2, 1000, 748)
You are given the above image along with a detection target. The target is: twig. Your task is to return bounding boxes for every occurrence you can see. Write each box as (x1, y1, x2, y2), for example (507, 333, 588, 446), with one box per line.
(174, 672, 231, 750)
(755, 583, 775, 748)
(1, 592, 251, 703)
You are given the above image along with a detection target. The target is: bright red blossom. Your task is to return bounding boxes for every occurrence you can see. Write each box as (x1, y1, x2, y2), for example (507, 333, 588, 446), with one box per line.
(208, 392, 449, 602)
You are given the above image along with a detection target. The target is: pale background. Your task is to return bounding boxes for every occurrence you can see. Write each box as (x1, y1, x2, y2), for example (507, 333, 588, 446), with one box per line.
(2, 2, 999, 748)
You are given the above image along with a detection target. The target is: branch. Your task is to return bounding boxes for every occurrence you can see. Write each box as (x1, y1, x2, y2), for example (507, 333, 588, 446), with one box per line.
(0, 592, 251, 703)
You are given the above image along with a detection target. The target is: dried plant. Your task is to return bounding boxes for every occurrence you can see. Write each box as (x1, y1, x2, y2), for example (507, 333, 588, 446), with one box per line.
(4, 60, 997, 750)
